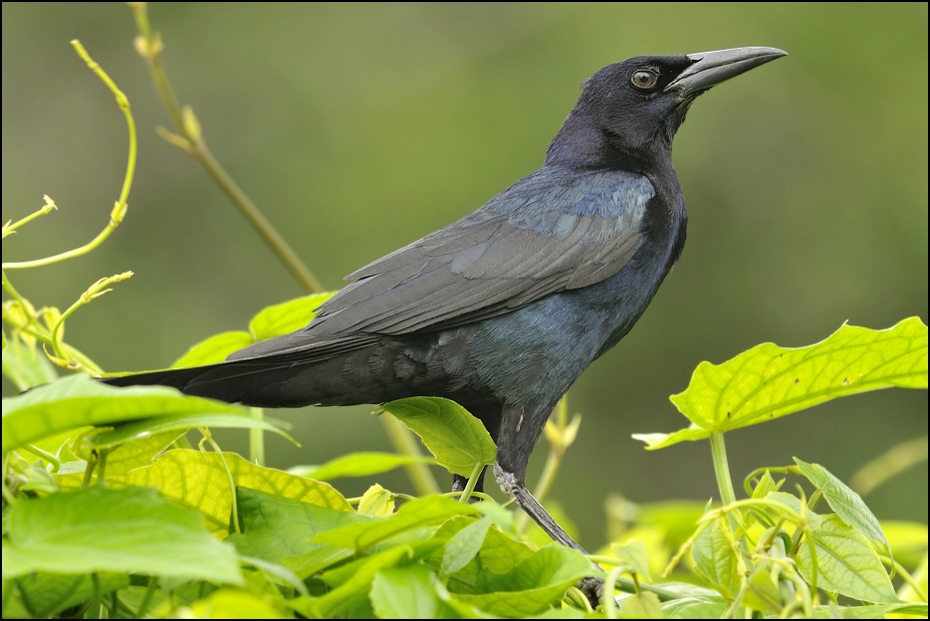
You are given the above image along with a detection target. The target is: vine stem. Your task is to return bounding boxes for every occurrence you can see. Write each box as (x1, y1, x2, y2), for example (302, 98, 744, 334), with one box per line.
(128, 5, 445, 495)
(457, 462, 483, 503)
(710, 431, 755, 579)
(201, 430, 241, 534)
(3, 42, 135, 271)
(710, 432, 737, 507)
(249, 407, 265, 466)
(129, 3, 322, 294)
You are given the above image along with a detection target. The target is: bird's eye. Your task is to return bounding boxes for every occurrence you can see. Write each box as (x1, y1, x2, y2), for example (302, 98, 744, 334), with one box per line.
(631, 70, 658, 90)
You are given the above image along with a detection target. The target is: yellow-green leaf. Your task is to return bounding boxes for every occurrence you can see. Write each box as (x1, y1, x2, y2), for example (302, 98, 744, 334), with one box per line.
(691, 518, 742, 599)
(2, 374, 250, 453)
(638, 318, 927, 449)
(796, 514, 897, 603)
(289, 451, 432, 481)
(441, 516, 493, 576)
(182, 588, 286, 619)
(358, 484, 396, 517)
(794, 458, 889, 555)
(169, 292, 335, 368)
(370, 565, 459, 619)
(2, 335, 58, 391)
(612, 539, 652, 581)
(3, 486, 242, 584)
(632, 428, 710, 450)
(171, 330, 253, 368)
(383, 397, 496, 477)
(314, 495, 478, 551)
(125, 449, 351, 537)
(248, 292, 335, 342)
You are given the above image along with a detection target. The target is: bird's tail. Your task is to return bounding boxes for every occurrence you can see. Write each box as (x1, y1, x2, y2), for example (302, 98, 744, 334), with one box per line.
(100, 357, 309, 407)
(101, 333, 383, 408)
(102, 365, 215, 392)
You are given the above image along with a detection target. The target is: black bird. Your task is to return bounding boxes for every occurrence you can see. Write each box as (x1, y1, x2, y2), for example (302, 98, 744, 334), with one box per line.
(105, 47, 785, 557)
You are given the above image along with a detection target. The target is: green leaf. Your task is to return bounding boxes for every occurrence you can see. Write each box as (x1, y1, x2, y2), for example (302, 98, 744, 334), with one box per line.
(2, 373, 250, 453)
(97, 430, 186, 478)
(315, 495, 479, 551)
(248, 292, 334, 342)
(125, 449, 352, 537)
(691, 518, 742, 599)
(371, 565, 459, 619)
(742, 568, 782, 613)
(424, 516, 534, 594)
(632, 427, 710, 450)
(883, 521, 929, 569)
(606, 499, 708, 553)
(457, 543, 593, 616)
(765, 491, 823, 528)
(289, 451, 433, 481)
(19, 461, 59, 494)
(662, 597, 728, 619)
(624, 591, 663, 618)
(623, 581, 725, 618)
(7, 572, 129, 618)
(794, 458, 889, 555)
(228, 488, 367, 579)
(168, 293, 335, 369)
(750, 470, 783, 499)
(383, 397, 497, 477)
(647, 582, 723, 600)
(358, 483, 396, 517)
(612, 539, 652, 580)
(184, 588, 286, 619)
(524, 609, 588, 619)
(88, 411, 292, 449)
(2, 486, 242, 584)
(808, 603, 928, 618)
(99, 585, 168, 618)
(899, 552, 927, 604)
(2, 336, 57, 391)
(441, 516, 493, 576)
(28, 427, 88, 461)
(796, 514, 898, 602)
(473, 499, 516, 532)
(641, 318, 928, 448)
(321, 541, 442, 589)
(239, 555, 310, 596)
(300, 545, 421, 618)
(171, 330, 254, 368)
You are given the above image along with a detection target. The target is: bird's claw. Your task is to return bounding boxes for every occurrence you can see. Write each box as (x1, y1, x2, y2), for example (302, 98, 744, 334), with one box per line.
(576, 576, 604, 609)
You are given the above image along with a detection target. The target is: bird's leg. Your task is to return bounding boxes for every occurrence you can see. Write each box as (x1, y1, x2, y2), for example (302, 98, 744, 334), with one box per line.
(493, 465, 583, 551)
(494, 404, 604, 607)
(451, 474, 468, 493)
(494, 464, 604, 607)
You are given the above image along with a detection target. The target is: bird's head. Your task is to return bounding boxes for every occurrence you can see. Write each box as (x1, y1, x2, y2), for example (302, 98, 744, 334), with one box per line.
(546, 47, 787, 172)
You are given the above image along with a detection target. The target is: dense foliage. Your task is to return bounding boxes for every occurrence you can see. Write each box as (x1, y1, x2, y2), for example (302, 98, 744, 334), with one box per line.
(2, 5, 927, 618)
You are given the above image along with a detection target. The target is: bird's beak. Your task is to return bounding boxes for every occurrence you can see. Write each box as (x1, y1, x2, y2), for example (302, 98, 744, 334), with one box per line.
(665, 46, 787, 99)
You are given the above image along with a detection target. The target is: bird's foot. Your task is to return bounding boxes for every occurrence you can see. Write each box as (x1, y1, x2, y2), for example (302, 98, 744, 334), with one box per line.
(576, 576, 604, 609)
(493, 465, 610, 608)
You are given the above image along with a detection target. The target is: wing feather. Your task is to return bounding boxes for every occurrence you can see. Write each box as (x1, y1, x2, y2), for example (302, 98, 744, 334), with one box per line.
(309, 167, 655, 336)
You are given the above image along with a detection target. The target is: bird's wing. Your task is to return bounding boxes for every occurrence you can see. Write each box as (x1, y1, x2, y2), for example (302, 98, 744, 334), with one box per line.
(311, 167, 655, 335)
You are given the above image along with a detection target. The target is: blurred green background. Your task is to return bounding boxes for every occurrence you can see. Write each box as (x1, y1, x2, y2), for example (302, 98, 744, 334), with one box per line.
(2, 3, 926, 549)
